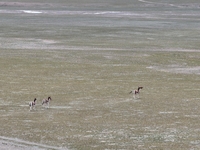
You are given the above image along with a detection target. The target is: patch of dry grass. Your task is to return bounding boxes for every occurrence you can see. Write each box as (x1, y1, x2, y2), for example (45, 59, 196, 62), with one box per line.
(0, 49, 200, 149)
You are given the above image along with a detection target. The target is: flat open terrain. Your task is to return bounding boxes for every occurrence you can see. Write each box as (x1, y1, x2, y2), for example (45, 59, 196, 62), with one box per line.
(0, 0, 200, 149)
(0, 49, 200, 149)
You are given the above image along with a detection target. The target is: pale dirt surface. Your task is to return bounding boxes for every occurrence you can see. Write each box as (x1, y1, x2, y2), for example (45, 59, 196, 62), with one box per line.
(0, 0, 200, 149)
(0, 137, 66, 150)
(0, 139, 44, 150)
(0, 50, 199, 150)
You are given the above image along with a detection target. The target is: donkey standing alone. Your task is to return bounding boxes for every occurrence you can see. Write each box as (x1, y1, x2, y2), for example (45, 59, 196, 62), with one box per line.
(129, 87, 143, 99)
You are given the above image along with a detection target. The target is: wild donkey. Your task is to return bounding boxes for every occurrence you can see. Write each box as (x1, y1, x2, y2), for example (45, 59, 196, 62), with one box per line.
(29, 98, 37, 110)
(129, 87, 143, 99)
(42, 96, 52, 108)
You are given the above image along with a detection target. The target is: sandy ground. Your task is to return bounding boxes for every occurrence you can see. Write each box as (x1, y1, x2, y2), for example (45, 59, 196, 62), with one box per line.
(0, 140, 41, 150)
(0, 1, 200, 149)
(0, 137, 66, 150)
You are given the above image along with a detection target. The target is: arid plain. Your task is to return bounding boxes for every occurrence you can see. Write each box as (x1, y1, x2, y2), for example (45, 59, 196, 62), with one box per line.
(0, 0, 200, 149)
